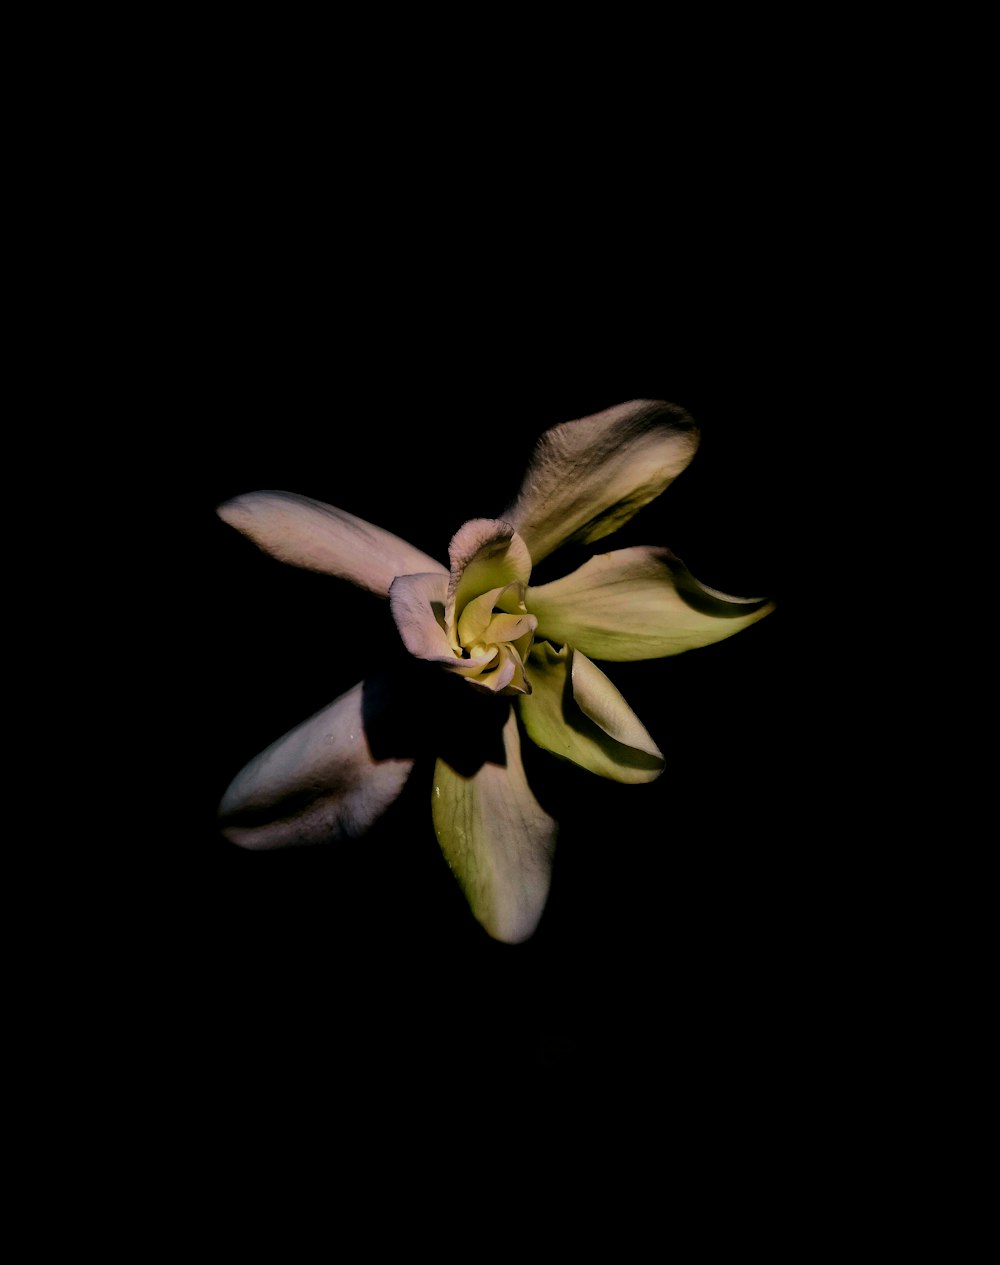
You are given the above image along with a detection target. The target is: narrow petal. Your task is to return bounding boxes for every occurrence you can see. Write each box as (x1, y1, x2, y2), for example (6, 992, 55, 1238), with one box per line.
(432, 706, 557, 943)
(504, 643, 531, 695)
(444, 519, 532, 650)
(503, 400, 700, 564)
(527, 547, 775, 660)
(518, 643, 664, 783)
(389, 573, 497, 674)
(219, 679, 413, 850)
(218, 490, 446, 598)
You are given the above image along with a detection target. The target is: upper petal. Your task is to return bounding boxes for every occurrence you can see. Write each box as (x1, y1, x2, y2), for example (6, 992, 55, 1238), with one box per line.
(218, 490, 447, 598)
(518, 642, 664, 783)
(503, 400, 699, 564)
(527, 546, 775, 660)
(218, 678, 414, 850)
(444, 519, 532, 650)
(431, 705, 557, 943)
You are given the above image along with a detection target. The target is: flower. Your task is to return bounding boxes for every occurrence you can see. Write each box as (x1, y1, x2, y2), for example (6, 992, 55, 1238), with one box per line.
(216, 400, 775, 943)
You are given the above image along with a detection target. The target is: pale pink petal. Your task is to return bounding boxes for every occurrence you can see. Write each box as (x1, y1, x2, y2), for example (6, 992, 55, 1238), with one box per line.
(389, 572, 498, 675)
(219, 679, 413, 850)
(218, 490, 446, 598)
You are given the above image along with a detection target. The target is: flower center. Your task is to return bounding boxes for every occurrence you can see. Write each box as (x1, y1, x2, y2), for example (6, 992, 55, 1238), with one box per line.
(453, 584, 537, 696)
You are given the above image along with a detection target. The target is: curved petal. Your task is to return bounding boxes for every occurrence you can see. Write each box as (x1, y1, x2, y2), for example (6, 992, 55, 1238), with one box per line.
(482, 611, 536, 644)
(218, 679, 413, 850)
(389, 572, 498, 674)
(457, 585, 507, 646)
(466, 644, 518, 694)
(503, 400, 700, 564)
(431, 706, 557, 943)
(218, 490, 447, 598)
(527, 547, 775, 660)
(518, 643, 664, 783)
(456, 583, 527, 648)
(444, 519, 532, 649)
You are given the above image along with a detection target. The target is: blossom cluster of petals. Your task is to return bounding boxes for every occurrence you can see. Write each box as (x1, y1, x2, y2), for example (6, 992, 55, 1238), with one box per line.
(216, 401, 774, 941)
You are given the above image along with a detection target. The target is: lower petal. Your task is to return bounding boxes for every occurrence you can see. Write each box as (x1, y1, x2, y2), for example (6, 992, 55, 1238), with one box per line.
(219, 678, 413, 850)
(528, 546, 775, 661)
(431, 705, 557, 943)
(518, 642, 664, 783)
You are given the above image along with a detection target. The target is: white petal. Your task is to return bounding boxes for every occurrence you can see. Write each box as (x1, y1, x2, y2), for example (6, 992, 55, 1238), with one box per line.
(389, 572, 498, 674)
(219, 679, 413, 850)
(518, 643, 664, 783)
(527, 547, 775, 660)
(444, 519, 532, 650)
(218, 490, 446, 598)
(432, 706, 557, 943)
(504, 400, 700, 563)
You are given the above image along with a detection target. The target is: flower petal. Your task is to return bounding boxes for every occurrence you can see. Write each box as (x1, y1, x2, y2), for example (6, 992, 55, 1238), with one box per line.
(389, 573, 497, 674)
(218, 679, 413, 850)
(466, 645, 518, 694)
(431, 705, 557, 943)
(444, 519, 532, 650)
(527, 546, 775, 660)
(503, 399, 700, 563)
(482, 611, 537, 644)
(218, 490, 447, 598)
(457, 586, 501, 646)
(518, 643, 664, 783)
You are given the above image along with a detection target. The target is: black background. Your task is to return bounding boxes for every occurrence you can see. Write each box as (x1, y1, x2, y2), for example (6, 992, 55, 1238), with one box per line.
(47, 19, 939, 1214)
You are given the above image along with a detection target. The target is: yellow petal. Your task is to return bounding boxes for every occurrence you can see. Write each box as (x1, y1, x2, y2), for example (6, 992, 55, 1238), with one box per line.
(444, 519, 532, 651)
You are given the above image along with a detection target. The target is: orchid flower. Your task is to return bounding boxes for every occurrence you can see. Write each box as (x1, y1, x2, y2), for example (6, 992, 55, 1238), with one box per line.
(216, 400, 774, 943)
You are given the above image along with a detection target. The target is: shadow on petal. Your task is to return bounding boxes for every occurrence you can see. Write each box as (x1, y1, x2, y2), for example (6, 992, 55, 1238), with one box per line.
(362, 664, 509, 777)
(218, 675, 415, 851)
(555, 666, 665, 778)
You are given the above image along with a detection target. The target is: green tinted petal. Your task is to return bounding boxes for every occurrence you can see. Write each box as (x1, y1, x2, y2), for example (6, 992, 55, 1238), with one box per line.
(518, 643, 664, 783)
(528, 547, 775, 660)
(432, 706, 557, 943)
